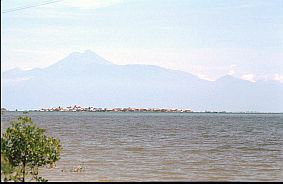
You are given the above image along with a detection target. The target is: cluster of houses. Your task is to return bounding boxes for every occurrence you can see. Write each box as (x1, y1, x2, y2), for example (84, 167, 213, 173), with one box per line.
(1, 108, 7, 112)
(39, 105, 193, 113)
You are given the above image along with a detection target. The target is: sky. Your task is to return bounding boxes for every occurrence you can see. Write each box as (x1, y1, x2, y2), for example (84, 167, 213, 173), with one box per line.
(1, 0, 283, 82)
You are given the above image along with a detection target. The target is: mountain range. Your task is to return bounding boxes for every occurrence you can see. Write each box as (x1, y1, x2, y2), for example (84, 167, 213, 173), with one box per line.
(2, 50, 283, 112)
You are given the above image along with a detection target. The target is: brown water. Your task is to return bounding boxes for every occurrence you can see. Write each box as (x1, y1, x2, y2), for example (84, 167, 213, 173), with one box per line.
(1, 111, 283, 181)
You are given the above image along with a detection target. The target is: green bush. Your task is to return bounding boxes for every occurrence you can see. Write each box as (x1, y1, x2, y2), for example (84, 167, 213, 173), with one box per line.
(1, 115, 62, 182)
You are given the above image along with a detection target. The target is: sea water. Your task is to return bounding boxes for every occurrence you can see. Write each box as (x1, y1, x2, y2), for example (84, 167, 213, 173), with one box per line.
(1, 111, 282, 181)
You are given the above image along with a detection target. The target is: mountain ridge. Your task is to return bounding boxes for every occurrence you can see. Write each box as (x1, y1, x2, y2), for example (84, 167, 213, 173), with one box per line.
(3, 50, 281, 84)
(2, 50, 283, 112)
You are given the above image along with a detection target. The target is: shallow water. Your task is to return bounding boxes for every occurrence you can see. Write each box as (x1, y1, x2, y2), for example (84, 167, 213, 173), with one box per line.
(1, 112, 283, 181)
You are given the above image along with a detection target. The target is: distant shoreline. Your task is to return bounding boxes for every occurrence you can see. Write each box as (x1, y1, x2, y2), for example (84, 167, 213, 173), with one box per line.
(2, 110, 282, 114)
(2, 106, 283, 114)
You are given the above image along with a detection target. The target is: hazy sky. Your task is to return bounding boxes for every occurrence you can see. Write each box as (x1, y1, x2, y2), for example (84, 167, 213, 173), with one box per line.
(1, 0, 283, 82)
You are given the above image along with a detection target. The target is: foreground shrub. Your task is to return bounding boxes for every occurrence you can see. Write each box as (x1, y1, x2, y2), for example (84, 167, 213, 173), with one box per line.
(1, 115, 62, 182)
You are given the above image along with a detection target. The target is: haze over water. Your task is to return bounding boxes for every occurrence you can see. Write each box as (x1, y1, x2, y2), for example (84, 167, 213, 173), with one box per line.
(1, 111, 282, 182)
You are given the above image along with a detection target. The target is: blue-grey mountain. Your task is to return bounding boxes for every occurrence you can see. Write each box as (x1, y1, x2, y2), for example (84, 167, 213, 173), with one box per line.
(2, 50, 283, 112)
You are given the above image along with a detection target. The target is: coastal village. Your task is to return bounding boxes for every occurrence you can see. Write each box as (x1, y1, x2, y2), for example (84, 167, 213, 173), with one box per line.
(39, 105, 193, 113)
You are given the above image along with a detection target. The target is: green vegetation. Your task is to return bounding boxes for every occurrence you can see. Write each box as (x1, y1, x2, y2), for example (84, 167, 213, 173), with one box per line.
(1, 115, 62, 182)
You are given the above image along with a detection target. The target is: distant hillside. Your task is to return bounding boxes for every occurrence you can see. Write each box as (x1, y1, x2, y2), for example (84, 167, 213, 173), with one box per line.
(2, 50, 283, 112)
